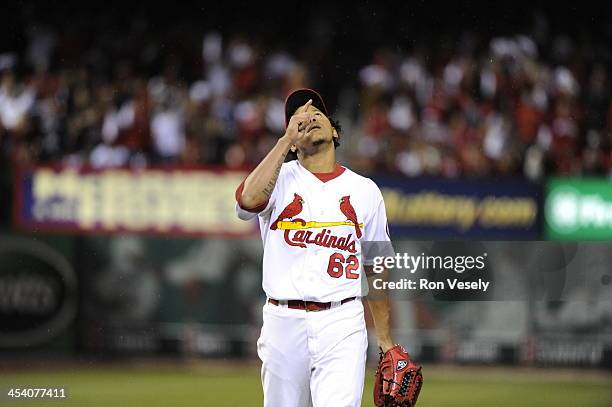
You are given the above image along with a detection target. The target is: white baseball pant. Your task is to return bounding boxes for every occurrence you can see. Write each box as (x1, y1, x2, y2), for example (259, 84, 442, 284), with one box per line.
(257, 298, 368, 407)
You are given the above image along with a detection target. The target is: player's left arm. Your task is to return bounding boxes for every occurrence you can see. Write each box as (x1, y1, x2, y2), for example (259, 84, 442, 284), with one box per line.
(365, 266, 394, 352)
(365, 191, 423, 406)
(362, 187, 395, 352)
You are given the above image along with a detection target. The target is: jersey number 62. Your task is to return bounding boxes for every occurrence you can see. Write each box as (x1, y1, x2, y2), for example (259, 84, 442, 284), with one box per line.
(327, 253, 360, 279)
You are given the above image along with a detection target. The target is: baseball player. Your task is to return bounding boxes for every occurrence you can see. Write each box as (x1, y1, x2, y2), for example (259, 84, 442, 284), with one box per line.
(235, 89, 421, 407)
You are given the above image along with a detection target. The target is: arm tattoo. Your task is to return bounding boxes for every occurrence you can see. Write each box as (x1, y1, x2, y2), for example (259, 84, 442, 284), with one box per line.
(262, 153, 286, 199)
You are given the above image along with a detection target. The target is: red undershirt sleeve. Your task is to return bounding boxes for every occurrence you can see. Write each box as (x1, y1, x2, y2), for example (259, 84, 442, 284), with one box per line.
(235, 179, 269, 213)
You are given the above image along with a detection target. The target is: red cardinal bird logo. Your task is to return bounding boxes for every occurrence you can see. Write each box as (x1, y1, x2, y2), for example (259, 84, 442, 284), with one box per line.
(339, 195, 362, 238)
(271, 193, 304, 230)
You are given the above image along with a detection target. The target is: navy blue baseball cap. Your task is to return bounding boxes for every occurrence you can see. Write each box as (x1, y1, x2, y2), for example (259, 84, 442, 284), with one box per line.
(284, 88, 329, 127)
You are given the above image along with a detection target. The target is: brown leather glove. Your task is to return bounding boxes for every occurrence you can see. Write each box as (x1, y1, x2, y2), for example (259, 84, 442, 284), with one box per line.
(373, 344, 423, 407)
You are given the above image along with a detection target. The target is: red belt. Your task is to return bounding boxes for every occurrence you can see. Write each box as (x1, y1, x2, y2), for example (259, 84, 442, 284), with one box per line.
(268, 297, 356, 312)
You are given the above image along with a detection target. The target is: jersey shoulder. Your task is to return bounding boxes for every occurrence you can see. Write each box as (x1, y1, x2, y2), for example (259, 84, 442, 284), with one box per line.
(341, 166, 383, 195)
(283, 159, 302, 171)
(277, 160, 299, 179)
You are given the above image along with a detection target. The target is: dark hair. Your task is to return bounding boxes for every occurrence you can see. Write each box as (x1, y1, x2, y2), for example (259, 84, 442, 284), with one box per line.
(329, 117, 342, 148)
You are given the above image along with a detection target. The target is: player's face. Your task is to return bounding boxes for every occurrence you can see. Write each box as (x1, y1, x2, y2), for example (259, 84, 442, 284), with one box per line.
(292, 105, 337, 155)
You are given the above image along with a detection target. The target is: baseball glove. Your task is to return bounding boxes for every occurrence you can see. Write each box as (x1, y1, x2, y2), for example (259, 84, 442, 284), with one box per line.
(373, 344, 423, 407)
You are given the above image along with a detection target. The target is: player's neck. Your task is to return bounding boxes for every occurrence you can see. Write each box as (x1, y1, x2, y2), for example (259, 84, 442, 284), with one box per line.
(298, 148, 336, 173)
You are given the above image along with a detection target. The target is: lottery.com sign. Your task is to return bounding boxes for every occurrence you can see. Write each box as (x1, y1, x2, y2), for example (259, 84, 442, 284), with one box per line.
(375, 177, 542, 239)
(545, 177, 612, 240)
(13, 165, 255, 237)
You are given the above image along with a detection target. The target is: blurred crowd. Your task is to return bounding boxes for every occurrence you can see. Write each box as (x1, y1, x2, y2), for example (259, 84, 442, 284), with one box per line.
(351, 36, 612, 179)
(1, 16, 611, 180)
(0, 22, 307, 170)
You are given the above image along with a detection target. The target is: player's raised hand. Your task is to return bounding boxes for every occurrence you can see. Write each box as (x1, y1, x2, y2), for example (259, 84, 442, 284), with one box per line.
(283, 99, 313, 145)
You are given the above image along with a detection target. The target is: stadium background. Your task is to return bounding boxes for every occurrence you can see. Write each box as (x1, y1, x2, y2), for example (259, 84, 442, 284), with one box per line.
(1, 1, 611, 406)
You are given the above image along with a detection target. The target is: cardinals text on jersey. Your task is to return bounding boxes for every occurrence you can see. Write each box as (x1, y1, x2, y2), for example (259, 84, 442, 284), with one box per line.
(236, 161, 390, 302)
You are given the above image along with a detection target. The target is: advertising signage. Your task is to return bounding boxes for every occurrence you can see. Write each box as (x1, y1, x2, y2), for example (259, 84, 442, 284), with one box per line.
(545, 178, 612, 240)
(14, 166, 255, 237)
(376, 177, 541, 239)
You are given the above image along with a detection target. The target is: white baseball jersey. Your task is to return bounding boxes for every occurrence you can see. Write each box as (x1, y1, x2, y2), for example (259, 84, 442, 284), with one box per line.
(236, 160, 391, 302)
